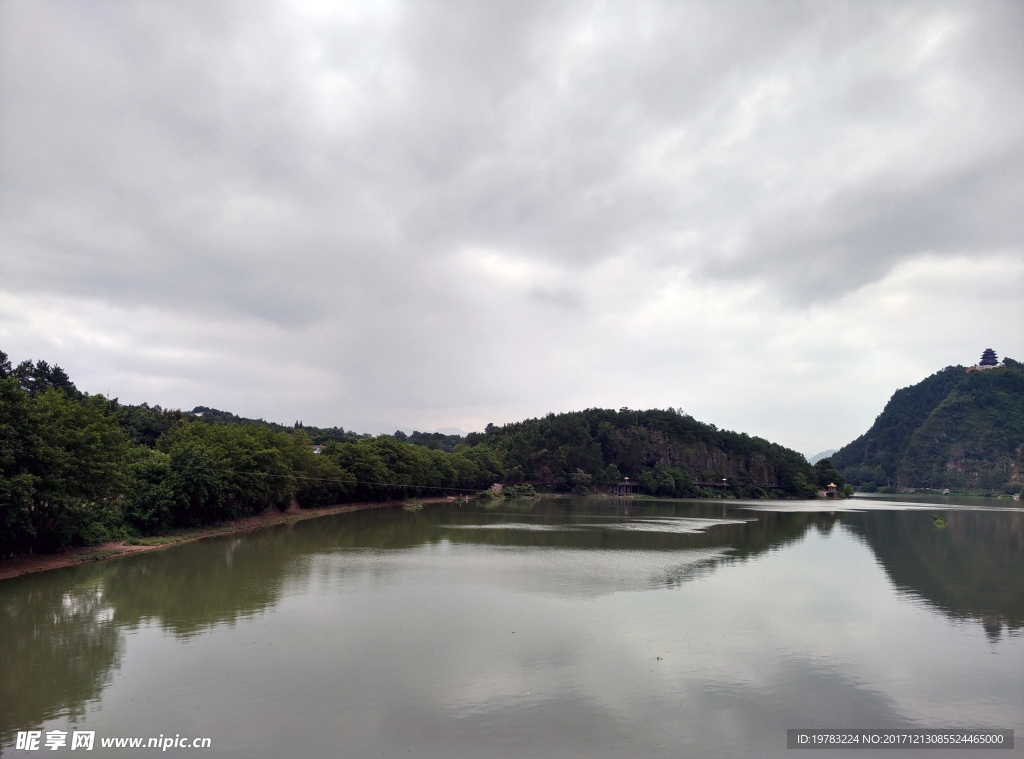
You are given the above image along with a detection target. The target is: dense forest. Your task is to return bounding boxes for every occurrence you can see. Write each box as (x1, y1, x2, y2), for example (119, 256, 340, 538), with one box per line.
(833, 354, 1024, 492)
(465, 408, 836, 500)
(1, 350, 827, 557)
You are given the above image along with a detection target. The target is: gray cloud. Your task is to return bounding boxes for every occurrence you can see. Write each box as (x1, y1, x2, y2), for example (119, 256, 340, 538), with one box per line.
(1, 0, 1022, 451)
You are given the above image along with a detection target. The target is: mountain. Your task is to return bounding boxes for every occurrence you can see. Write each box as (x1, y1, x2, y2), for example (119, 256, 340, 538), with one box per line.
(808, 449, 837, 465)
(833, 355, 1024, 492)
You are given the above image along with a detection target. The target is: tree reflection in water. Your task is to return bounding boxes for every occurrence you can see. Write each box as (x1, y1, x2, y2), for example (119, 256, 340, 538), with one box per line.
(0, 570, 122, 746)
(842, 508, 1024, 640)
(1, 498, 1021, 751)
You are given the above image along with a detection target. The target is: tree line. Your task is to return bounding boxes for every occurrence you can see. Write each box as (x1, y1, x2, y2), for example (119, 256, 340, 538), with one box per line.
(1, 350, 831, 557)
(465, 407, 840, 499)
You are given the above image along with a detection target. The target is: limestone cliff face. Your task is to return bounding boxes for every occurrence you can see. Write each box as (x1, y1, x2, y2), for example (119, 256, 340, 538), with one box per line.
(638, 431, 779, 487)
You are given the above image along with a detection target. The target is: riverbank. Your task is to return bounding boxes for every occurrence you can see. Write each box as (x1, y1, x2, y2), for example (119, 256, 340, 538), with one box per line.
(0, 496, 457, 581)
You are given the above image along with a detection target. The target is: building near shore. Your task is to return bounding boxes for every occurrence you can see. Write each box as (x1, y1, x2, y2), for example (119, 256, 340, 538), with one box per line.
(608, 479, 639, 495)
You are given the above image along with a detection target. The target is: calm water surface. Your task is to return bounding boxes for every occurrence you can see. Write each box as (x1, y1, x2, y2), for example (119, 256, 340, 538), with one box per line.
(2, 496, 1022, 758)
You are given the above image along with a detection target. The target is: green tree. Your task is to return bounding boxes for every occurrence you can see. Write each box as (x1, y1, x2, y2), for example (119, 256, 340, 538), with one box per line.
(283, 432, 354, 508)
(638, 471, 658, 495)
(0, 377, 38, 554)
(570, 468, 593, 494)
(0, 382, 129, 553)
(11, 359, 83, 400)
(125, 447, 186, 534)
(157, 422, 297, 523)
(603, 463, 622, 484)
(813, 459, 846, 490)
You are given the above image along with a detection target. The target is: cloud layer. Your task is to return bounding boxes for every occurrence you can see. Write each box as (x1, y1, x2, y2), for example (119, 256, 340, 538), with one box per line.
(2, 0, 1022, 453)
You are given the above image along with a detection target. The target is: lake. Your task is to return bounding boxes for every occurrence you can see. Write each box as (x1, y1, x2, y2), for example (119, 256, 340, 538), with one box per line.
(2, 495, 1022, 758)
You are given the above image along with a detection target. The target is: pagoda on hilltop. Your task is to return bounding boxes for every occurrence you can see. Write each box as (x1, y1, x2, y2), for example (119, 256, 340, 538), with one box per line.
(967, 348, 1000, 373)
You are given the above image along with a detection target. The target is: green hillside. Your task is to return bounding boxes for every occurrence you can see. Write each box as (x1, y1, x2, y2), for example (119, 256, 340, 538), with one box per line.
(0, 350, 823, 557)
(465, 407, 819, 498)
(833, 355, 1024, 492)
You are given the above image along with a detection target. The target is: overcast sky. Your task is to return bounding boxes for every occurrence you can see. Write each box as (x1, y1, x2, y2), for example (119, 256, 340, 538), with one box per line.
(1, 0, 1022, 455)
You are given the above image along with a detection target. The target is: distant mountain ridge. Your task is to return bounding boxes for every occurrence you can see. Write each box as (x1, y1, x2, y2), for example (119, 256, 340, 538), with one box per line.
(833, 355, 1024, 492)
(808, 449, 837, 465)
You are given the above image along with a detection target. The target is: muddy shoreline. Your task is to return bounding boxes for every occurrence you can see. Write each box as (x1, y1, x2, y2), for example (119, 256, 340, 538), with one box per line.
(0, 496, 457, 582)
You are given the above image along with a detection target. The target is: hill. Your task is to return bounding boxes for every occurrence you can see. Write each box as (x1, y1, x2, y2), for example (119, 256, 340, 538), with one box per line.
(832, 355, 1024, 492)
(466, 408, 819, 498)
(0, 349, 824, 557)
(190, 406, 364, 444)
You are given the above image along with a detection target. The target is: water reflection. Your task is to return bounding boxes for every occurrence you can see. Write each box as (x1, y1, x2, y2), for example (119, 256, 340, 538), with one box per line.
(100, 529, 302, 638)
(1, 497, 1021, 757)
(842, 508, 1024, 639)
(0, 571, 122, 746)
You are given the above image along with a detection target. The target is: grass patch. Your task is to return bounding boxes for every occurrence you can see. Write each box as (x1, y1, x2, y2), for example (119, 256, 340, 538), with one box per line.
(125, 536, 182, 546)
(125, 526, 234, 547)
(72, 549, 125, 563)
